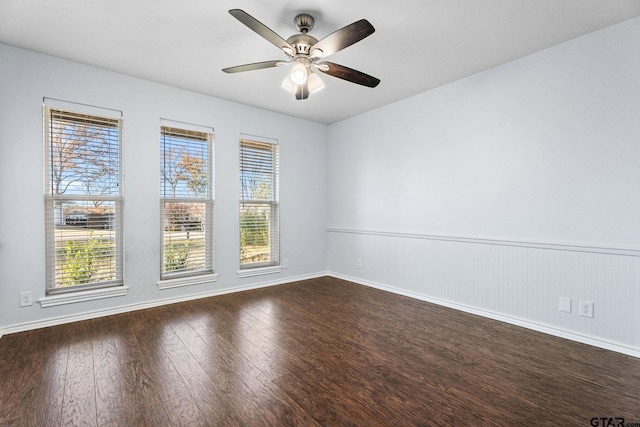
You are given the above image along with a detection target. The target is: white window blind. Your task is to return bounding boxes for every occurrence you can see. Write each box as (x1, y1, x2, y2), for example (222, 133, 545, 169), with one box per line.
(239, 139, 279, 268)
(44, 108, 123, 293)
(161, 125, 213, 278)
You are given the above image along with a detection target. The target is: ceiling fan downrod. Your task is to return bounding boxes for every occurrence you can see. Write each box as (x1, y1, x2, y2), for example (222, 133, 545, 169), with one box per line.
(294, 13, 314, 33)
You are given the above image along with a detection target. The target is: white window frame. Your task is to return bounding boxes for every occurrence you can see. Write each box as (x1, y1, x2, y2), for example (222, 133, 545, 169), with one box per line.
(43, 99, 124, 298)
(158, 120, 216, 288)
(238, 135, 280, 277)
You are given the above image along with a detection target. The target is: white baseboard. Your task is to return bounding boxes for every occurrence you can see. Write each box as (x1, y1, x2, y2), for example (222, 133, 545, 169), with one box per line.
(6, 270, 638, 359)
(328, 272, 640, 359)
(1, 272, 327, 336)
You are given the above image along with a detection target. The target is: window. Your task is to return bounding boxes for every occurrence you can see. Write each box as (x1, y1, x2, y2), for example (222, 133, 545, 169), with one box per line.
(160, 125, 213, 280)
(44, 107, 122, 294)
(239, 138, 279, 270)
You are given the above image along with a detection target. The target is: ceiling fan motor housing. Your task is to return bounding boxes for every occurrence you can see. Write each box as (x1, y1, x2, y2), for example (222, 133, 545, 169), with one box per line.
(286, 33, 319, 55)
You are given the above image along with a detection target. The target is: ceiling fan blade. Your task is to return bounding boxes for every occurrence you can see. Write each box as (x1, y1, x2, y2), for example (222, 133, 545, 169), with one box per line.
(317, 62, 380, 88)
(229, 9, 294, 54)
(222, 60, 287, 73)
(310, 19, 375, 58)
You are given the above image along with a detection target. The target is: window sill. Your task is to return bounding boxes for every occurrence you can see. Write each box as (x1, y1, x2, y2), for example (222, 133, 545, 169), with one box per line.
(237, 265, 282, 278)
(39, 286, 129, 308)
(157, 273, 219, 290)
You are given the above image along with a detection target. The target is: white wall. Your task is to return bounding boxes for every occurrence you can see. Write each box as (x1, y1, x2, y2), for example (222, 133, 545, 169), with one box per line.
(327, 17, 640, 356)
(0, 44, 327, 332)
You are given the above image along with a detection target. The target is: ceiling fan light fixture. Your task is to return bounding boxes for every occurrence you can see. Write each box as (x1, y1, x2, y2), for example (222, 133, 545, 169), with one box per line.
(281, 75, 295, 92)
(307, 72, 325, 94)
(281, 72, 324, 97)
(310, 48, 323, 60)
(290, 62, 308, 85)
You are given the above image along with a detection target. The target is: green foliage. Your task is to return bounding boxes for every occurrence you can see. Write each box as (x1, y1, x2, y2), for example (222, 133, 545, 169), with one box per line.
(240, 211, 270, 263)
(61, 232, 104, 286)
(240, 212, 269, 247)
(164, 241, 190, 272)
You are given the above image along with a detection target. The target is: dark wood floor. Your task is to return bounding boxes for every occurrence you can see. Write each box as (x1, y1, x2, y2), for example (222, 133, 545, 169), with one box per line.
(1, 276, 639, 426)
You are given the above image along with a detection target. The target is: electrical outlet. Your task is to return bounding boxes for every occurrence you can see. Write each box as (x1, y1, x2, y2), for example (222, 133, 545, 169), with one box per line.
(356, 259, 362, 269)
(559, 297, 571, 313)
(283, 259, 289, 269)
(20, 291, 33, 307)
(579, 300, 594, 318)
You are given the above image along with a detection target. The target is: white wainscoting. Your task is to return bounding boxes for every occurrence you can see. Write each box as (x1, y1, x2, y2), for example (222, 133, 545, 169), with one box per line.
(327, 228, 640, 358)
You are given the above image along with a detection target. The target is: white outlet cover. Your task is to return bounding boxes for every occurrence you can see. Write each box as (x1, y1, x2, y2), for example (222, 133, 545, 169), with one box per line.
(19, 291, 33, 307)
(559, 297, 571, 313)
(579, 300, 594, 318)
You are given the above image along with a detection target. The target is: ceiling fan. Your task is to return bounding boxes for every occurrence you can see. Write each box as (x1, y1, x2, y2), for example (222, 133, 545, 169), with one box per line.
(222, 9, 380, 100)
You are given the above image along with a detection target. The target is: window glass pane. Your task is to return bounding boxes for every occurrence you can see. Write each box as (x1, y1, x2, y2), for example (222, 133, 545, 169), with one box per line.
(239, 139, 279, 267)
(160, 125, 213, 279)
(240, 202, 273, 264)
(161, 127, 209, 199)
(48, 110, 120, 196)
(45, 107, 122, 293)
(52, 200, 119, 288)
(240, 140, 276, 201)
(162, 201, 210, 274)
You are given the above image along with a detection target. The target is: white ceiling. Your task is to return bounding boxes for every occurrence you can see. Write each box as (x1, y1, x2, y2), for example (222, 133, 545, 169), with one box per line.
(1, 1, 639, 124)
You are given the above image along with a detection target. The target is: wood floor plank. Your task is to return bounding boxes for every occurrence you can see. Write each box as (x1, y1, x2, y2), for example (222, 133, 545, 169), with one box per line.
(127, 319, 206, 424)
(275, 370, 389, 427)
(0, 327, 69, 427)
(110, 312, 181, 426)
(159, 322, 253, 425)
(92, 330, 131, 427)
(61, 368, 97, 427)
